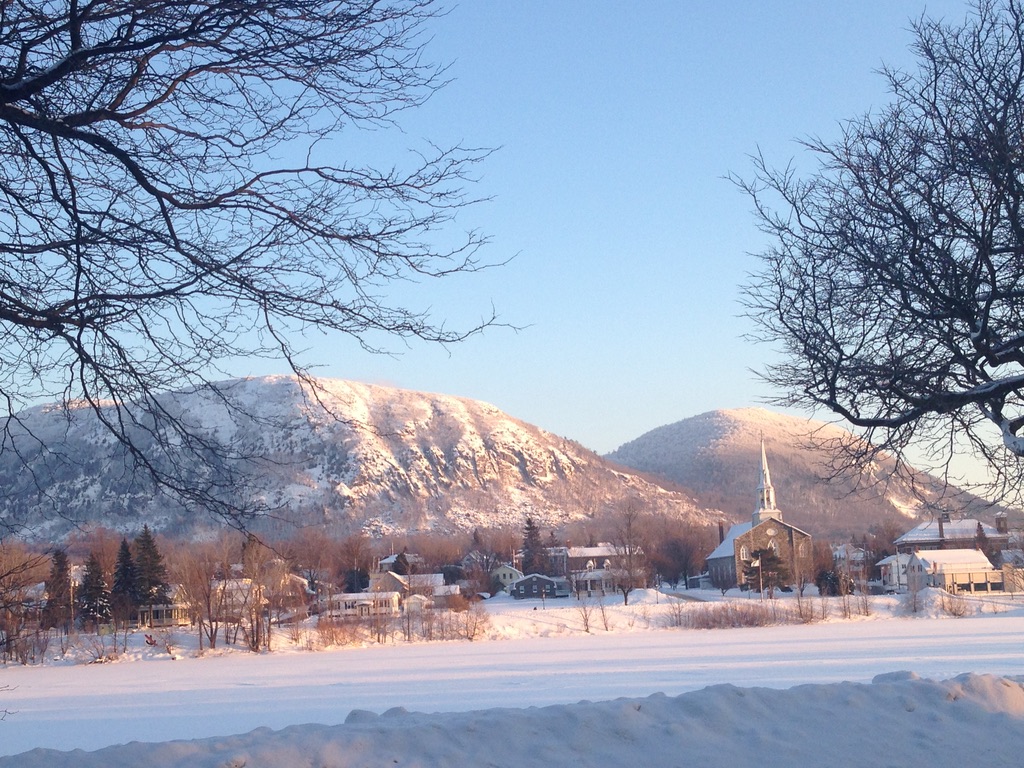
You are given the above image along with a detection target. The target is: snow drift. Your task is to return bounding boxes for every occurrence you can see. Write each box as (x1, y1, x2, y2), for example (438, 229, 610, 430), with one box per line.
(5, 673, 1024, 768)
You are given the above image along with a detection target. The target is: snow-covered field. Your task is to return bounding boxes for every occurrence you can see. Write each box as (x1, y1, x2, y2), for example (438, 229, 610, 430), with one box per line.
(3, 589, 1024, 766)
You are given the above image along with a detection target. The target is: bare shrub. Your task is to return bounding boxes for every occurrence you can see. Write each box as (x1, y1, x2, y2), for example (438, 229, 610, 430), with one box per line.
(857, 587, 873, 617)
(663, 599, 687, 628)
(903, 583, 922, 615)
(940, 591, 969, 618)
(794, 592, 817, 624)
(577, 600, 595, 633)
(455, 604, 490, 641)
(684, 602, 800, 630)
(10, 629, 51, 665)
(316, 617, 361, 648)
(818, 592, 831, 621)
(84, 635, 116, 664)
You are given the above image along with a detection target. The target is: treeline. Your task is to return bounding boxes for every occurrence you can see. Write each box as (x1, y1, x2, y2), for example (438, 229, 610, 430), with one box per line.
(0, 513, 720, 662)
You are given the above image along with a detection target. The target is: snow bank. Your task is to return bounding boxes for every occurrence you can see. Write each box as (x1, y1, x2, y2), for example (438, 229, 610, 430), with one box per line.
(6, 673, 1024, 768)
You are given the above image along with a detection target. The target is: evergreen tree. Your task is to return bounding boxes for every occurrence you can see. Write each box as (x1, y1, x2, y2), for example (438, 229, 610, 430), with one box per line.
(815, 568, 855, 597)
(112, 538, 140, 613)
(976, 522, 999, 565)
(77, 552, 111, 628)
(392, 550, 411, 576)
(521, 517, 546, 575)
(134, 526, 170, 621)
(42, 549, 72, 632)
(743, 548, 791, 598)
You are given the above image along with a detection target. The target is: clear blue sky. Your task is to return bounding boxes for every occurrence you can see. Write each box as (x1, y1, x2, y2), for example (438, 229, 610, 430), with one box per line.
(243, 1, 972, 455)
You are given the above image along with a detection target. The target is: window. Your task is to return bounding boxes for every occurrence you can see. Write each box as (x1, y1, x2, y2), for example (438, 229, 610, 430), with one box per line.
(740, 545, 749, 561)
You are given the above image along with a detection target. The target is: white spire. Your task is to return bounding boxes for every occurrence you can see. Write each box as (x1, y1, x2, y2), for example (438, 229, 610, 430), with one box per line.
(753, 438, 781, 524)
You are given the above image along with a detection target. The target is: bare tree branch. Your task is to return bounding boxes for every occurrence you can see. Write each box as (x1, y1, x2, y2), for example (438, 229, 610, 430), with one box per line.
(739, 0, 1024, 504)
(0, 1, 499, 529)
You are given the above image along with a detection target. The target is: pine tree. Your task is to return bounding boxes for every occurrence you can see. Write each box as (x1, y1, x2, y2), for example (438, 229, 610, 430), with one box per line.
(743, 548, 791, 598)
(392, 550, 411, 576)
(42, 549, 72, 632)
(77, 552, 111, 629)
(976, 522, 999, 565)
(134, 526, 170, 623)
(521, 517, 546, 575)
(112, 538, 140, 613)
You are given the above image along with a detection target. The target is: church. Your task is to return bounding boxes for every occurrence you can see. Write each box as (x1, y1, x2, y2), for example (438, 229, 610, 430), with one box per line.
(705, 441, 813, 590)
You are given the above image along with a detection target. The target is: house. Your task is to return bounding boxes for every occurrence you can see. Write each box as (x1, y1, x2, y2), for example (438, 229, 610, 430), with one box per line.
(508, 574, 571, 600)
(895, 514, 1009, 554)
(318, 591, 400, 618)
(136, 583, 191, 627)
(543, 543, 625, 575)
(403, 593, 433, 612)
(430, 583, 463, 609)
(368, 570, 453, 608)
(377, 551, 426, 573)
(906, 549, 1003, 593)
(705, 441, 813, 590)
(210, 578, 266, 623)
(832, 544, 870, 583)
(490, 564, 524, 593)
(572, 567, 617, 597)
(369, 570, 445, 596)
(875, 553, 913, 593)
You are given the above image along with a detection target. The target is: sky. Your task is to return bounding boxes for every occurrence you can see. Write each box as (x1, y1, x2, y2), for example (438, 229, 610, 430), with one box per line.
(239, 1, 974, 456)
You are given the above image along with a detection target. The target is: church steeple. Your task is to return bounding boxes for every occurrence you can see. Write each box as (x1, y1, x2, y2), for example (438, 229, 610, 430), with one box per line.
(753, 439, 782, 525)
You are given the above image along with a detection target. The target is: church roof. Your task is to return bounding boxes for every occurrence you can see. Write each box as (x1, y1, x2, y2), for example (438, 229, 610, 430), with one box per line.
(707, 522, 752, 561)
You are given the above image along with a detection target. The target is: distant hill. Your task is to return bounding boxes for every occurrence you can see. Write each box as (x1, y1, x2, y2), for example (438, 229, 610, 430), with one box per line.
(0, 376, 711, 540)
(605, 407, 1000, 539)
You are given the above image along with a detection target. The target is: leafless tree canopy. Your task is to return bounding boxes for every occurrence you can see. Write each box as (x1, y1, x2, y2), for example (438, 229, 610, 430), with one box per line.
(739, 0, 1024, 501)
(0, 1, 494, 525)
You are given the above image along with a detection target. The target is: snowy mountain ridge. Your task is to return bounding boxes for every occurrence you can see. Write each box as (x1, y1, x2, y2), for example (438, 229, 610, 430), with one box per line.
(605, 407, 995, 538)
(0, 375, 709, 539)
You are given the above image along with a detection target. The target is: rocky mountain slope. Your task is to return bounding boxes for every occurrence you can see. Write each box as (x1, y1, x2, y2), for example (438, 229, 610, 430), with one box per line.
(606, 408, 997, 539)
(0, 376, 709, 540)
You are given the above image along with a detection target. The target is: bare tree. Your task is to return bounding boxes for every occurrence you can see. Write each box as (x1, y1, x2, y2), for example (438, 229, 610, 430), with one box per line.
(611, 503, 649, 606)
(647, 520, 714, 589)
(738, 0, 1024, 503)
(170, 537, 233, 651)
(0, 0, 496, 529)
(0, 541, 48, 662)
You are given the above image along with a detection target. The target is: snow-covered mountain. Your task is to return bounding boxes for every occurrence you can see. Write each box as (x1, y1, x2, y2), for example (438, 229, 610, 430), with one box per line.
(0, 376, 709, 539)
(605, 407, 994, 538)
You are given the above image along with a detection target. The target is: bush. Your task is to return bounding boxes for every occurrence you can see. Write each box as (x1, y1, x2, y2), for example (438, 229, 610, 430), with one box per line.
(683, 602, 801, 630)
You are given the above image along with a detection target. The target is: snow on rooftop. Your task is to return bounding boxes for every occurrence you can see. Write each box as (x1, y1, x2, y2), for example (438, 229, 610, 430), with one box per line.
(896, 518, 1002, 543)
(707, 521, 752, 560)
(911, 549, 995, 569)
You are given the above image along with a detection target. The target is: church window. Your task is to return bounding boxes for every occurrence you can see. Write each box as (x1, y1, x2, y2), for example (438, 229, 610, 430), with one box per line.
(740, 545, 749, 561)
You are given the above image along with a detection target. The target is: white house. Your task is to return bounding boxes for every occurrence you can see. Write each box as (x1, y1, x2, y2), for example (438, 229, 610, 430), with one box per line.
(318, 591, 400, 618)
(875, 553, 913, 593)
(906, 549, 1002, 593)
(490, 564, 524, 593)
